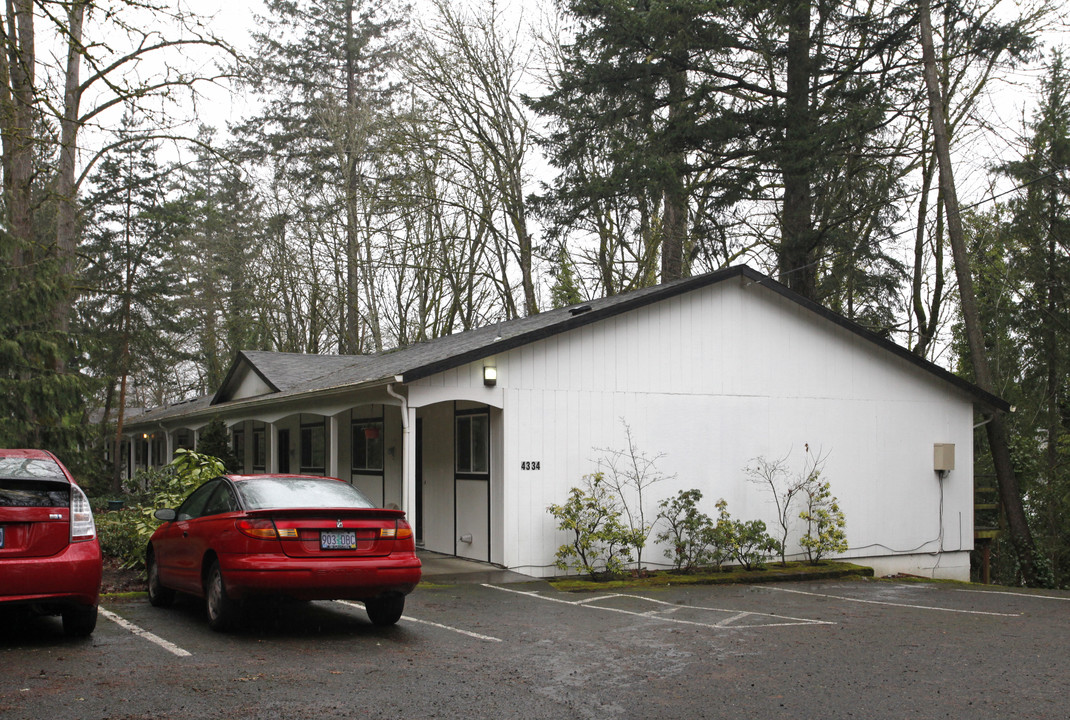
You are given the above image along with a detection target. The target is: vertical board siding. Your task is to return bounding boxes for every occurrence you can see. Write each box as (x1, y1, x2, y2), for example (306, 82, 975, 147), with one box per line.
(422, 281, 978, 578)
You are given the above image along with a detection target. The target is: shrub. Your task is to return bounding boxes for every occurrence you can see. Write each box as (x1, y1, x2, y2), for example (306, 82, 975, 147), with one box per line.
(656, 489, 724, 572)
(714, 500, 780, 571)
(548, 473, 638, 579)
(101, 449, 225, 570)
(595, 421, 674, 571)
(96, 508, 144, 565)
(799, 479, 848, 563)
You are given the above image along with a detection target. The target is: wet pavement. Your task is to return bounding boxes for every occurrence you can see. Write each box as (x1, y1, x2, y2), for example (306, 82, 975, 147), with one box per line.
(2, 574, 1068, 719)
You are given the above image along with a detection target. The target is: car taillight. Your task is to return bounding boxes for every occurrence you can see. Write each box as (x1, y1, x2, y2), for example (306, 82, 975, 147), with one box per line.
(380, 522, 412, 539)
(382, 520, 415, 552)
(70, 484, 96, 542)
(236, 519, 279, 540)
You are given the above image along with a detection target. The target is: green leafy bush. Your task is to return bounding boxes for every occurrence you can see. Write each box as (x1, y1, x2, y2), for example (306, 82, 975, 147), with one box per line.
(799, 479, 848, 563)
(96, 508, 144, 565)
(656, 489, 733, 572)
(548, 473, 638, 579)
(715, 500, 781, 570)
(100, 449, 225, 570)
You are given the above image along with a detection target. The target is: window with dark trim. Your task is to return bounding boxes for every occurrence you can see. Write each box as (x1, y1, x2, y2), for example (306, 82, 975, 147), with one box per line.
(352, 420, 384, 472)
(232, 430, 245, 471)
(152, 436, 166, 466)
(175, 428, 195, 451)
(252, 427, 266, 471)
(455, 412, 489, 475)
(300, 420, 326, 473)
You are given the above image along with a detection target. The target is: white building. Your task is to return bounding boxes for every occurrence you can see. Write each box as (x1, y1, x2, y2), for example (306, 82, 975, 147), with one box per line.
(123, 265, 1002, 580)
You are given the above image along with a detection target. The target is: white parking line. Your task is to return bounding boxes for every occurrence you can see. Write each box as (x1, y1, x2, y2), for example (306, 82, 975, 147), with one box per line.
(334, 600, 501, 642)
(99, 608, 192, 657)
(767, 586, 1021, 617)
(484, 584, 834, 629)
(952, 589, 1070, 602)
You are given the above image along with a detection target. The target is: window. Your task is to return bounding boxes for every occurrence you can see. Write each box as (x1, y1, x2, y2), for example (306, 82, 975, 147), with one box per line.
(232, 430, 245, 470)
(455, 412, 489, 474)
(175, 428, 195, 451)
(352, 421, 384, 472)
(177, 480, 223, 521)
(202, 483, 238, 516)
(252, 427, 266, 471)
(300, 420, 326, 473)
(152, 436, 166, 466)
(236, 476, 375, 510)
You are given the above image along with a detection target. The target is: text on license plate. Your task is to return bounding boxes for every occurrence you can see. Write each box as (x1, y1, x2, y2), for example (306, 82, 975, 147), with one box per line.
(320, 530, 357, 550)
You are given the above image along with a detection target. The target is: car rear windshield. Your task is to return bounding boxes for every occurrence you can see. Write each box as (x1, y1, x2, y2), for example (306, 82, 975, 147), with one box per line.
(0, 456, 66, 480)
(236, 477, 376, 510)
(0, 479, 71, 508)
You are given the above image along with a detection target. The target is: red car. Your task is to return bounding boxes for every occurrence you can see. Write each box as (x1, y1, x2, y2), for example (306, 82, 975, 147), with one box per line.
(147, 474, 422, 631)
(0, 449, 103, 637)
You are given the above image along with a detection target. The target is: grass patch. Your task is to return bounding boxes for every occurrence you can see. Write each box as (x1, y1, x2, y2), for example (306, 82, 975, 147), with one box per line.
(100, 591, 148, 601)
(549, 561, 873, 592)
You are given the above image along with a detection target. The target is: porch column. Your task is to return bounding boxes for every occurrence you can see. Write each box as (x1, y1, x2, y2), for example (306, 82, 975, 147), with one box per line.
(328, 414, 340, 478)
(402, 405, 417, 522)
(268, 422, 278, 473)
(127, 436, 135, 479)
(164, 431, 174, 465)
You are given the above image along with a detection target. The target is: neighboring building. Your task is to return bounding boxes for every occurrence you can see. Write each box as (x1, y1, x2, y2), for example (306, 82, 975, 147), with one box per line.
(123, 265, 1004, 580)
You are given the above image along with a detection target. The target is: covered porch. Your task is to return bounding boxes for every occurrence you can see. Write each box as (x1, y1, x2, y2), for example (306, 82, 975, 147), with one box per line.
(122, 378, 506, 566)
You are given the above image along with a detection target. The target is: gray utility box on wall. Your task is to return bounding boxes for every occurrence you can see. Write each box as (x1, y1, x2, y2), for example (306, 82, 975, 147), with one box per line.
(933, 443, 955, 473)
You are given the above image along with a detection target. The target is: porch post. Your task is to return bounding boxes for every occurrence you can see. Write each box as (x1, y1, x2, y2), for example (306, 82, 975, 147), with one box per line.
(164, 431, 174, 465)
(127, 436, 135, 479)
(402, 405, 417, 521)
(268, 422, 278, 473)
(328, 414, 340, 478)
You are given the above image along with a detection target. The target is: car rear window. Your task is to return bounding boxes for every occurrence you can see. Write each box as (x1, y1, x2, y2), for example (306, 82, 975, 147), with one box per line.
(0, 457, 66, 480)
(236, 477, 375, 510)
(0, 479, 71, 508)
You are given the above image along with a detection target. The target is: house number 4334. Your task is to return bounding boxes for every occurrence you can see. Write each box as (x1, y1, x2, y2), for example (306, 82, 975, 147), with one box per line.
(521, 461, 541, 471)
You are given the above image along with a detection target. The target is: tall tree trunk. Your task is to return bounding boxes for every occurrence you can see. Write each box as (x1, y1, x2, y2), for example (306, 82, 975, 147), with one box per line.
(778, 0, 817, 299)
(918, 0, 1043, 586)
(661, 61, 687, 283)
(343, 0, 362, 354)
(7, 0, 34, 268)
(54, 0, 87, 337)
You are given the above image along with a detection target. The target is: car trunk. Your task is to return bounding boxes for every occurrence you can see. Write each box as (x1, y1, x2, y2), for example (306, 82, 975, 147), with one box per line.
(0, 479, 71, 559)
(247, 508, 405, 559)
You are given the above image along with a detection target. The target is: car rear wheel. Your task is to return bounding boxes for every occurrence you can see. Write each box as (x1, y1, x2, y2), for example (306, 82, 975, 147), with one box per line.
(146, 550, 175, 608)
(365, 595, 405, 626)
(62, 604, 97, 637)
(205, 560, 238, 632)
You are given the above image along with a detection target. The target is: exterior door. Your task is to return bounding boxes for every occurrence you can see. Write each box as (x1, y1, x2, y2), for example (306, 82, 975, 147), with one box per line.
(454, 410, 490, 562)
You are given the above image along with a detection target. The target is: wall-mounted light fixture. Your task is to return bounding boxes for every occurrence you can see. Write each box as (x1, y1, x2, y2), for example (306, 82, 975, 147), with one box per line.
(483, 363, 497, 387)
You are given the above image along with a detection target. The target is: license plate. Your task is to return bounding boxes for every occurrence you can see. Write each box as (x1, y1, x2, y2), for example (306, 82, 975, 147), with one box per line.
(0, 526, 4, 548)
(320, 530, 356, 550)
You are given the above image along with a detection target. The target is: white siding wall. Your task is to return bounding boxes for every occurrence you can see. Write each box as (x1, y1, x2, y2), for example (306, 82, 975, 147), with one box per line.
(419, 403, 456, 555)
(419, 279, 977, 580)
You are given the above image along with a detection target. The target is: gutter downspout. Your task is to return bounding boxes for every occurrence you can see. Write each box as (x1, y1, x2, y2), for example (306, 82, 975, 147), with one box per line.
(386, 379, 415, 523)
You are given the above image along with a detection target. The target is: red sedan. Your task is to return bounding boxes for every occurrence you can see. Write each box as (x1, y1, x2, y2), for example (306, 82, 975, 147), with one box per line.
(0, 449, 103, 637)
(147, 474, 421, 631)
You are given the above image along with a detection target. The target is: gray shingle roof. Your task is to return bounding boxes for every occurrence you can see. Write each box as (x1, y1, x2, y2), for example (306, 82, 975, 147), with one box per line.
(125, 265, 1008, 428)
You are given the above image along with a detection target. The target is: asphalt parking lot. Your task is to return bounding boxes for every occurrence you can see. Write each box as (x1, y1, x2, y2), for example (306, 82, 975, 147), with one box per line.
(2, 577, 1068, 719)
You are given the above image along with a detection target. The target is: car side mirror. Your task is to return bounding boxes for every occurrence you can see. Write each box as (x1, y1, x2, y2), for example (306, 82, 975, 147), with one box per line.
(154, 508, 177, 522)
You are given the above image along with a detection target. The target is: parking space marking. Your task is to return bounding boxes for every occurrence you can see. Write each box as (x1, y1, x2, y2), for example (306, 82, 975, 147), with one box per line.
(484, 584, 834, 630)
(99, 608, 192, 657)
(334, 601, 502, 642)
(767, 587, 1021, 617)
(952, 589, 1070, 602)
